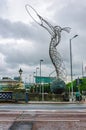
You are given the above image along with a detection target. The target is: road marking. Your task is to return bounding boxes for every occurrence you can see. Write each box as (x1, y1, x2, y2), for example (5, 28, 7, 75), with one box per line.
(5, 109, 86, 112)
(34, 120, 80, 122)
(0, 119, 80, 122)
(0, 109, 86, 113)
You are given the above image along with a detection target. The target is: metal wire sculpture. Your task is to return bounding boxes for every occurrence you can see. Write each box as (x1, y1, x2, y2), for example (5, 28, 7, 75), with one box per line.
(25, 4, 71, 80)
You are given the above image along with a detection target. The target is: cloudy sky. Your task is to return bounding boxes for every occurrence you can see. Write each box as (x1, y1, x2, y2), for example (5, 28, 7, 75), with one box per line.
(0, 0, 86, 82)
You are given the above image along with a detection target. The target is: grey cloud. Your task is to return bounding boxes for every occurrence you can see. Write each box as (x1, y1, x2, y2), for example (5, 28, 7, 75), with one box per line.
(0, 17, 54, 68)
(0, 18, 33, 39)
(54, 1, 86, 29)
(0, 40, 51, 68)
(0, 18, 49, 44)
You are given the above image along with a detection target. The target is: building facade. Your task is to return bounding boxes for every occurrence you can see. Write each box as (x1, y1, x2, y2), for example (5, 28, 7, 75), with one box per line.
(0, 77, 24, 91)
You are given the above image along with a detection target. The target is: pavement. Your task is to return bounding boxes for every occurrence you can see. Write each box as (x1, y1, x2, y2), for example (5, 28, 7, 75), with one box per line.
(29, 100, 85, 103)
(18, 100, 86, 104)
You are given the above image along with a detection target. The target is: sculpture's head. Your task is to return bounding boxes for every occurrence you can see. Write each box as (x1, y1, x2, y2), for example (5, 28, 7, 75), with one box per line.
(54, 26, 62, 33)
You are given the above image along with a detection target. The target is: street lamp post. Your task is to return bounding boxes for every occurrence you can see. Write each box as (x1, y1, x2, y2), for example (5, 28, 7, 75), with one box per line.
(42, 82, 44, 101)
(70, 35, 78, 101)
(40, 59, 43, 94)
(36, 67, 39, 93)
(82, 62, 84, 78)
(33, 72, 35, 84)
(29, 74, 31, 84)
(36, 67, 39, 81)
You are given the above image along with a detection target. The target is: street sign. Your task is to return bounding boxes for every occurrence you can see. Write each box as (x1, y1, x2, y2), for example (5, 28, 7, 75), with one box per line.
(35, 76, 56, 83)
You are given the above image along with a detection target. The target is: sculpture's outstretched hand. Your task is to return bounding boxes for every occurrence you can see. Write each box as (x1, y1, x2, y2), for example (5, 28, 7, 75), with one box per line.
(62, 27, 71, 33)
(37, 14, 42, 20)
(37, 14, 43, 25)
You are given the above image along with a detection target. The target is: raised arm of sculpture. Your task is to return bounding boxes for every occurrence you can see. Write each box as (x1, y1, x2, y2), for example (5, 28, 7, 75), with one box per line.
(37, 14, 70, 34)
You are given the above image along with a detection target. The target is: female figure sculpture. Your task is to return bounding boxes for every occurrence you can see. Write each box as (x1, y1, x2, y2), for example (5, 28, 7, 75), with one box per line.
(25, 5, 70, 80)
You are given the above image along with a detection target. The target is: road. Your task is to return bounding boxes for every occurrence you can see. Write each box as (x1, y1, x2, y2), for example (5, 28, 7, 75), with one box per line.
(0, 103, 86, 129)
(0, 103, 86, 111)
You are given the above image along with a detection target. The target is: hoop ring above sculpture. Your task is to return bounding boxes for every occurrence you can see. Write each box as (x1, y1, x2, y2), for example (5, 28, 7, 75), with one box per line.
(25, 4, 42, 25)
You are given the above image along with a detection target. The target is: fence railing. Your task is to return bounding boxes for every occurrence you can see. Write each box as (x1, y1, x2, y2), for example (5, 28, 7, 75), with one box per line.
(0, 92, 69, 102)
(0, 91, 28, 103)
(0, 92, 12, 100)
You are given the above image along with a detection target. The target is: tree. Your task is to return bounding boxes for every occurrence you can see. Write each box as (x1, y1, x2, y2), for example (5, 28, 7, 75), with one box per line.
(50, 78, 66, 94)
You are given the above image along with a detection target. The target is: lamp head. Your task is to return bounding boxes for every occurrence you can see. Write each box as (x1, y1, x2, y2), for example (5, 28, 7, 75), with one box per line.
(19, 68, 23, 75)
(73, 34, 78, 38)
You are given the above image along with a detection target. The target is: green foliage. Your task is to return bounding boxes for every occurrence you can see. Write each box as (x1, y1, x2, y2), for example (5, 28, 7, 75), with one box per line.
(79, 78, 86, 92)
(3, 83, 25, 93)
(66, 80, 78, 92)
(66, 77, 86, 93)
(44, 84, 50, 93)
